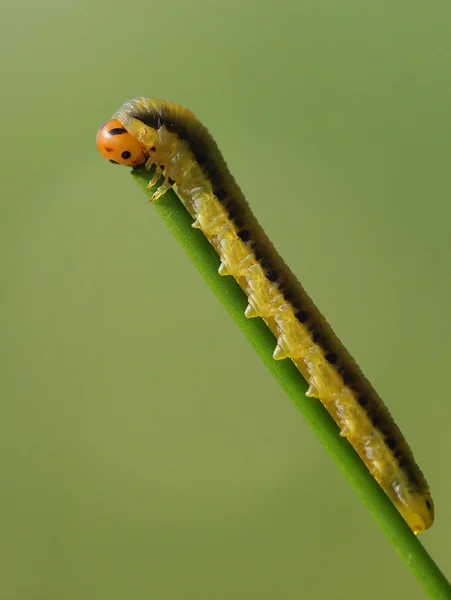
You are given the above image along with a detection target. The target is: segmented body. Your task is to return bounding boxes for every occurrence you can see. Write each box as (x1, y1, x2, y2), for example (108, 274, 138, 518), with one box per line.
(103, 97, 433, 533)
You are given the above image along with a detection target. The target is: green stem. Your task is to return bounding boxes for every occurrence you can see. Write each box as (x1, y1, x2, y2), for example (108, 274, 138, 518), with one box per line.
(131, 167, 450, 600)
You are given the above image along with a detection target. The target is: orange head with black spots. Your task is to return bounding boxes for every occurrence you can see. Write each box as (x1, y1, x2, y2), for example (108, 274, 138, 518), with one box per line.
(96, 119, 148, 167)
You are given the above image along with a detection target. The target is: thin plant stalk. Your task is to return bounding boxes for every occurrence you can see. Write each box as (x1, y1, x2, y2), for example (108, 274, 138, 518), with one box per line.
(131, 167, 451, 600)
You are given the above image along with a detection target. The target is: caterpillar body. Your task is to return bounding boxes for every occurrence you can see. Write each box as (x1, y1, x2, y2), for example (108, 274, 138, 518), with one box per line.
(96, 97, 434, 533)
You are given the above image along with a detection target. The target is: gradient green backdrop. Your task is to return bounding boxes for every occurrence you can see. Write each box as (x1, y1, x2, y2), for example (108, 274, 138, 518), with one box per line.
(1, 0, 450, 598)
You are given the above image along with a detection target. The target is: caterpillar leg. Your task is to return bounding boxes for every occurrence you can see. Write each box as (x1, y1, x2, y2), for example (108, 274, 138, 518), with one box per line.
(146, 163, 164, 189)
(149, 178, 175, 203)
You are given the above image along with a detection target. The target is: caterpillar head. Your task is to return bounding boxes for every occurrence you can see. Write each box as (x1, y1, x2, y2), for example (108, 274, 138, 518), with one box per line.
(96, 119, 147, 167)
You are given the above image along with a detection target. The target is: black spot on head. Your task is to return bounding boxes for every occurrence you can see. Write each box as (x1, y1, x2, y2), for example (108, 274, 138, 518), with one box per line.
(385, 437, 396, 450)
(325, 352, 338, 365)
(109, 159, 119, 164)
(295, 310, 308, 323)
(150, 146, 156, 152)
(238, 230, 251, 242)
(168, 177, 175, 185)
(358, 395, 368, 407)
(426, 499, 432, 510)
(109, 127, 127, 136)
(121, 151, 131, 159)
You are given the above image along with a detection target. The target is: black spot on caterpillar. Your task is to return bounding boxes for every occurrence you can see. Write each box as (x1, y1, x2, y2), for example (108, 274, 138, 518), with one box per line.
(109, 127, 127, 135)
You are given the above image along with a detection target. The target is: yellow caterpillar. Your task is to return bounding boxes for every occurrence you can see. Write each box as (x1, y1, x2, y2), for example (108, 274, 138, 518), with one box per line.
(96, 97, 434, 534)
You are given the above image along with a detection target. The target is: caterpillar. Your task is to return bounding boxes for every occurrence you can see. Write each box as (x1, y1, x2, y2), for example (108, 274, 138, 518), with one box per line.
(96, 97, 434, 534)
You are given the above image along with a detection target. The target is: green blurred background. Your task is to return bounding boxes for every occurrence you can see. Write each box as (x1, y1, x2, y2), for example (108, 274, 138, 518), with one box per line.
(1, 0, 450, 598)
